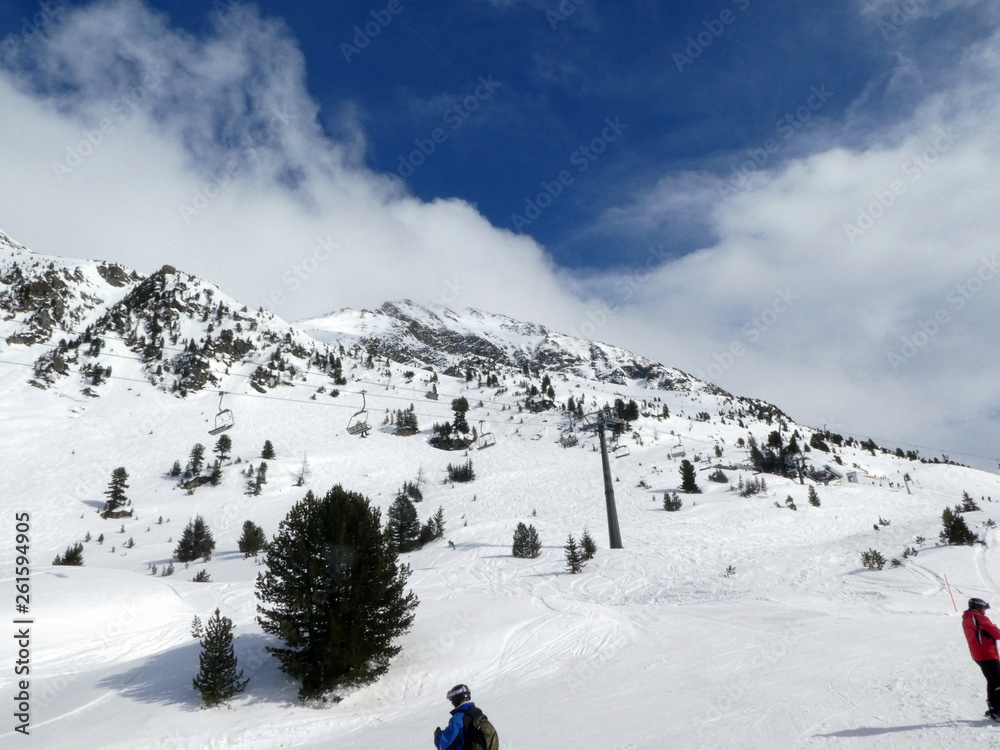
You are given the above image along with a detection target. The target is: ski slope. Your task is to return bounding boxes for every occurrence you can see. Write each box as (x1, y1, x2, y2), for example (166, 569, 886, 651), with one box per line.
(2, 332, 1000, 750)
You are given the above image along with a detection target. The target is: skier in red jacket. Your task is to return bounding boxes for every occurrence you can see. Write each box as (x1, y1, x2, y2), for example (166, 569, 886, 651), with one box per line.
(963, 597, 1000, 720)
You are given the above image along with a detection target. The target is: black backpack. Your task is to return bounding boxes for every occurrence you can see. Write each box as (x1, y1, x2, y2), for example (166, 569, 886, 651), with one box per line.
(462, 705, 499, 750)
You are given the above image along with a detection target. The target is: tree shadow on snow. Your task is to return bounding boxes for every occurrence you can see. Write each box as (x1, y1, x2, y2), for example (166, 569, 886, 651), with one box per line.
(815, 719, 985, 738)
(96, 634, 301, 709)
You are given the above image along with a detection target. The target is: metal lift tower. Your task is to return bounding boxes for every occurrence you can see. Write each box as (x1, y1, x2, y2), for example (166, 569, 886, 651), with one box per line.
(580, 408, 624, 549)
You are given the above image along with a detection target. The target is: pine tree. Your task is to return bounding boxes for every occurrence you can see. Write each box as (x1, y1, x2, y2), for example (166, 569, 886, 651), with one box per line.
(431, 505, 445, 539)
(187, 443, 206, 476)
(52, 542, 84, 566)
(451, 397, 470, 434)
(447, 459, 476, 483)
(169, 459, 182, 478)
(102, 467, 132, 518)
(512, 522, 536, 558)
(564, 534, 585, 574)
(580, 529, 597, 561)
(191, 615, 203, 639)
(940, 507, 978, 545)
(386, 496, 421, 552)
(808, 485, 821, 507)
(175, 516, 216, 562)
(238, 520, 267, 558)
(261, 440, 276, 460)
(192, 609, 248, 707)
(256, 486, 418, 700)
(679, 460, 701, 494)
(663, 492, 683, 511)
(213, 434, 232, 463)
(257, 462, 268, 487)
(208, 460, 223, 487)
(295, 456, 312, 487)
(961, 491, 980, 512)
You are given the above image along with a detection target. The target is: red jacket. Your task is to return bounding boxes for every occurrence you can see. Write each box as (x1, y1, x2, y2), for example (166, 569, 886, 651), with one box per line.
(963, 609, 1000, 661)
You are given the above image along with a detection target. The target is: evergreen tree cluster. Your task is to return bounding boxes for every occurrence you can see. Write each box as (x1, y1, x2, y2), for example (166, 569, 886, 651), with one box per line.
(175, 515, 216, 562)
(663, 492, 683, 512)
(447, 459, 476, 483)
(392, 405, 420, 436)
(564, 535, 586, 574)
(245, 462, 268, 496)
(53, 542, 84, 566)
(940, 507, 978, 545)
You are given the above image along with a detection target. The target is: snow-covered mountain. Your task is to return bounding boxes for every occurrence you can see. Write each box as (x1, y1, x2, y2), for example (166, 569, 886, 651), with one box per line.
(2, 231, 999, 750)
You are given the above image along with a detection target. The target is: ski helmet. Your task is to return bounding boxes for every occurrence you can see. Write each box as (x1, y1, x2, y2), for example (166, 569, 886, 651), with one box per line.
(447, 684, 471, 707)
(969, 597, 990, 611)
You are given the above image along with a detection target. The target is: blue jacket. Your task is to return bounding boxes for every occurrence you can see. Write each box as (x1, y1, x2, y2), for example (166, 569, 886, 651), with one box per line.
(435, 702, 475, 750)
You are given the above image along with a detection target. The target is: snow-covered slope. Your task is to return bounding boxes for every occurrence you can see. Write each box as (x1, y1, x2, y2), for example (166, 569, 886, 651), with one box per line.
(2, 232, 999, 749)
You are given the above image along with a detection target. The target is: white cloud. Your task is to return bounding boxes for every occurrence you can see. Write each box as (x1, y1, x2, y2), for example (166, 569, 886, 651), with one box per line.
(579, 14, 1000, 466)
(0, 0, 589, 332)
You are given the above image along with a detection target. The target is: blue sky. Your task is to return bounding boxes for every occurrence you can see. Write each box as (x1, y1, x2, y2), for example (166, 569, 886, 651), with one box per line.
(0, 0, 999, 467)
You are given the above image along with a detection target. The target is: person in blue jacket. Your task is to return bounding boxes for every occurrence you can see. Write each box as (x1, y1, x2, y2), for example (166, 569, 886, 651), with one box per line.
(434, 684, 475, 750)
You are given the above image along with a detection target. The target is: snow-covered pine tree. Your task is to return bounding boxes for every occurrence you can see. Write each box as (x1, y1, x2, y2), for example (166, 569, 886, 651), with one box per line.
(261, 440, 276, 459)
(580, 528, 597, 561)
(102, 467, 133, 518)
(192, 608, 248, 707)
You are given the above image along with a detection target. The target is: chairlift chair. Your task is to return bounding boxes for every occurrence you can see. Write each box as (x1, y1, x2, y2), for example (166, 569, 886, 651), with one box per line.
(346, 390, 371, 437)
(208, 392, 235, 435)
(668, 436, 686, 459)
(476, 421, 496, 450)
(559, 432, 579, 448)
(613, 443, 630, 459)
